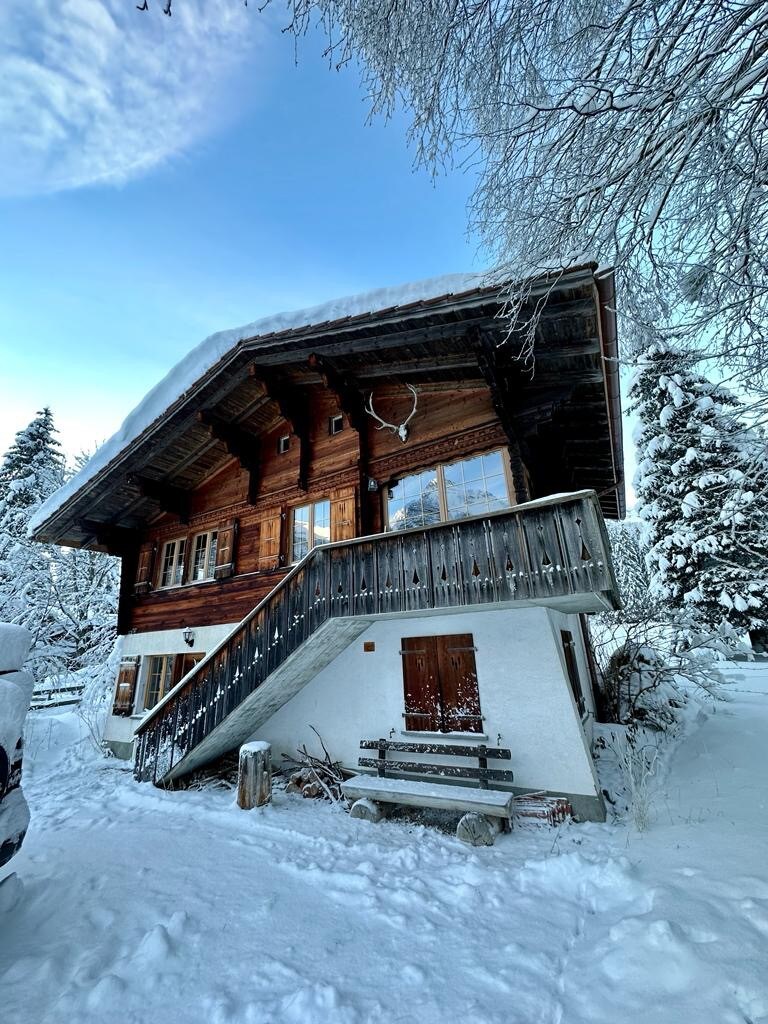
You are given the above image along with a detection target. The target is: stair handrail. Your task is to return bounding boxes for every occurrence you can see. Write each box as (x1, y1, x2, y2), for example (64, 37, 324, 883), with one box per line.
(134, 488, 604, 738)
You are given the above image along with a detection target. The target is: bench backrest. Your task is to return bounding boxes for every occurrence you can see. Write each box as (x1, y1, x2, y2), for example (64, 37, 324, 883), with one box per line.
(359, 738, 513, 789)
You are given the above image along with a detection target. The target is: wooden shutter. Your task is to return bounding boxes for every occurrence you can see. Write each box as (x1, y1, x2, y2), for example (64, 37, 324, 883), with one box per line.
(133, 542, 155, 596)
(400, 636, 440, 731)
(112, 658, 140, 716)
(257, 508, 282, 571)
(436, 634, 482, 733)
(214, 519, 238, 580)
(561, 630, 586, 716)
(330, 486, 357, 542)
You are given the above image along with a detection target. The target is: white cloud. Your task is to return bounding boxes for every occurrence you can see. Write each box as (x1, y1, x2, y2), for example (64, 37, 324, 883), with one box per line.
(0, 0, 264, 196)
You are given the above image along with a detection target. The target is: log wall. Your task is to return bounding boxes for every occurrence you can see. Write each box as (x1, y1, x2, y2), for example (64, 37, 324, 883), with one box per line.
(124, 384, 515, 634)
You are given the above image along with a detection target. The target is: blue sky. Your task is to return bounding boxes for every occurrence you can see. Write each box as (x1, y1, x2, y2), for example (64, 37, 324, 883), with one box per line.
(0, 1, 480, 459)
(0, 0, 635, 505)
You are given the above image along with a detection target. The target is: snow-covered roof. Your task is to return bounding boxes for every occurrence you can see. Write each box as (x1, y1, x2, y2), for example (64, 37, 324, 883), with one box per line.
(29, 271, 501, 536)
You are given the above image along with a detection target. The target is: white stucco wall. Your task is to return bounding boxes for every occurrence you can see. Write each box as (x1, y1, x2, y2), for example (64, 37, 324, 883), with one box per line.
(103, 622, 239, 749)
(252, 607, 602, 801)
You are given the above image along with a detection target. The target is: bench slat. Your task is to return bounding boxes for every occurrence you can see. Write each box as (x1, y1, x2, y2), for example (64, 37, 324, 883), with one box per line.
(342, 775, 514, 818)
(358, 757, 514, 782)
(359, 740, 511, 759)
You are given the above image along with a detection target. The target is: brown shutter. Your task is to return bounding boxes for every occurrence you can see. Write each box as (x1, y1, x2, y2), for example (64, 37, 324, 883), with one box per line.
(112, 658, 140, 716)
(134, 543, 155, 596)
(561, 630, 586, 716)
(436, 634, 482, 733)
(257, 508, 282, 571)
(214, 519, 238, 580)
(330, 486, 357, 542)
(400, 636, 440, 731)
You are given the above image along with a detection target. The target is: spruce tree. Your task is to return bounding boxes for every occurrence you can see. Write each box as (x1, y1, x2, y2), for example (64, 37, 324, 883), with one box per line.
(0, 410, 68, 680)
(0, 407, 64, 534)
(630, 343, 768, 634)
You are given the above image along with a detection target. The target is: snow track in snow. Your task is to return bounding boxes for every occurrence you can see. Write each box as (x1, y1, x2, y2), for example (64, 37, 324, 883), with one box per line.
(2, 665, 768, 1023)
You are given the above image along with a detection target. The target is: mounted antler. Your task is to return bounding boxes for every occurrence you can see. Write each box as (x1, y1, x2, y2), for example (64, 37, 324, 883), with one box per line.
(364, 384, 418, 443)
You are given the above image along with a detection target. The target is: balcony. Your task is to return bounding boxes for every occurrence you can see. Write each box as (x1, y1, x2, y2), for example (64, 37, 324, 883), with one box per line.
(134, 489, 618, 785)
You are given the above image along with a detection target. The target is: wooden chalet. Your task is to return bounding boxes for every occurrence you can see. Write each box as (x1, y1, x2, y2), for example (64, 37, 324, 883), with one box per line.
(31, 266, 624, 821)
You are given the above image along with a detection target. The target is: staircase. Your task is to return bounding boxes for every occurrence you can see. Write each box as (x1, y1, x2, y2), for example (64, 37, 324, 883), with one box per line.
(134, 489, 619, 785)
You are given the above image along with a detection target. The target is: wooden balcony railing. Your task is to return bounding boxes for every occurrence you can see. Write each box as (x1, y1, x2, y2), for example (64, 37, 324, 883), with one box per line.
(134, 489, 617, 784)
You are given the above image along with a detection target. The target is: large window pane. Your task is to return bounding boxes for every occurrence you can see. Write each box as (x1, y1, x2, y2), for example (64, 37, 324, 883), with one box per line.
(388, 450, 511, 531)
(292, 505, 311, 561)
(446, 450, 508, 520)
(388, 469, 439, 530)
(313, 500, 331, 545)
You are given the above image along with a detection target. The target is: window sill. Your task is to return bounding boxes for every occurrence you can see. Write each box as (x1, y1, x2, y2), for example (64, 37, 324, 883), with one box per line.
(400, 731, 489, 741)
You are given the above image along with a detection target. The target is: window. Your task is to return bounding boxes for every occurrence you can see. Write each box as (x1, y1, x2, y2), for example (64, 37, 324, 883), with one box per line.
(560, 630, 586, 717)
(291, 499, 331, 561)
(387, 450, 512, 531)
(400, 634, 482, 733)
(329, 414, 344, 435)
(159, 538, 186, 588)
(277, 435, 290, 454)
(190, 530, 218, 582)
(143, 655, 174, 710)
(172, 652, 204, 686)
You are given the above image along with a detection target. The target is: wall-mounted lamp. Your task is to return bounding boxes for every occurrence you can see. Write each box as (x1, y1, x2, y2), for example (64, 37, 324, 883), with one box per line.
(182, 626, 195, 648)
(367, 477, 379, 492)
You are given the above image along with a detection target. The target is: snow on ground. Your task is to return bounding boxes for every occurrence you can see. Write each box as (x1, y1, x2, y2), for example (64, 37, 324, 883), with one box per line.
(3, 664, 768, 1024)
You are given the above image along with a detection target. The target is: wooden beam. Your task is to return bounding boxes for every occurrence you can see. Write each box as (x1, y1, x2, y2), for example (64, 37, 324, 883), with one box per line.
(308, 352, 374, 532)
(79, 520, 137, 555)
(474, 334, 531, 501)
(307, 353, 368, 433)
(251, 367, 310, 491)
(197, 410, 260, 503)
(127, 474, 190, 523)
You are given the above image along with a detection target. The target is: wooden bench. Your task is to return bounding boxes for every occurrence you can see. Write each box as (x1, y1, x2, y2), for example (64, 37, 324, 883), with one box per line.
(342, 739, 515, 846)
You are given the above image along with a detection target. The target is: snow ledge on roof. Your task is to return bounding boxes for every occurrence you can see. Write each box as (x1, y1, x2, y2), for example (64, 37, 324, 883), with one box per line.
(29, 271, 503, 537)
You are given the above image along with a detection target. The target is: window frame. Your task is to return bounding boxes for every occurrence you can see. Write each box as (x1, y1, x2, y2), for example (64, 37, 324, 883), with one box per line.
(560, 629, 587, 719)
(290, 498, 332, 562)
(142, 655, 175, 711)
(189, 529, 219, 583)
(157, 537, 187, 589)
(328, 414, 344, 435)
(386, 448, 515, 532)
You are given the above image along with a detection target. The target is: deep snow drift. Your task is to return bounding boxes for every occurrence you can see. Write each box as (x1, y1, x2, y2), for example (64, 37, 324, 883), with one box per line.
(2, 663, 768, 1024)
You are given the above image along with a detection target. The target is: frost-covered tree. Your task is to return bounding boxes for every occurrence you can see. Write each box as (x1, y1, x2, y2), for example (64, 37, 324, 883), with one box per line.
(0, 421, 119, 685)
(48, 452, 120, 679)
(141, 1, 768, 377)
(605, 519, 661, 624)
(0, 410, 67, 678)
(630, 344, 768, 632)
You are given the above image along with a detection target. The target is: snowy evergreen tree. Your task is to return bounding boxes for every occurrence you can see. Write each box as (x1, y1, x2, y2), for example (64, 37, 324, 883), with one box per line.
(0, 410, 67, 679)
(0, 419, 119, 686)
(630, 344, 768, 633)
(0, 408, 64, 533)
(605, 519, 661, 624)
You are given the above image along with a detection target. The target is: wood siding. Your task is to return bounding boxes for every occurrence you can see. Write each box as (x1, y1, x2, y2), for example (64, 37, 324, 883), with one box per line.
(121, 384, 523, 635)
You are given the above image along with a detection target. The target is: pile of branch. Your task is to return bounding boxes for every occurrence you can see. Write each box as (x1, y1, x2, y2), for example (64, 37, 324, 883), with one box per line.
(283, 728, 345, 802)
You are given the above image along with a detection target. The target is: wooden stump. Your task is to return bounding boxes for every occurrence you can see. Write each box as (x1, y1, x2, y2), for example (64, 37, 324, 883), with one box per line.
(237, 741, 272, 810)
(349, 797, 384, 823)
(456, 812, 501, 847)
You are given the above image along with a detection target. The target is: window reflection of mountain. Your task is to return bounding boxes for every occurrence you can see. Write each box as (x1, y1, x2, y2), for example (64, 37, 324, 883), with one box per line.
(391, 481, 506, 531)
